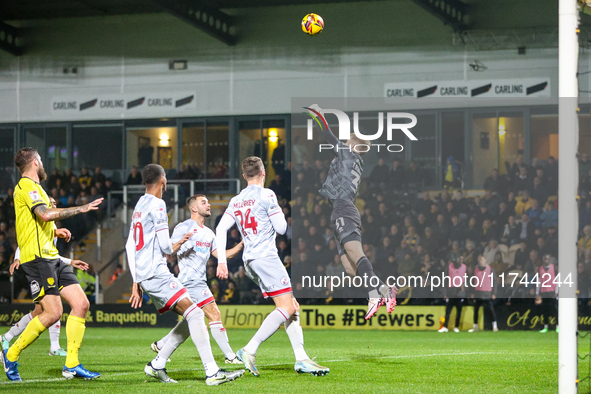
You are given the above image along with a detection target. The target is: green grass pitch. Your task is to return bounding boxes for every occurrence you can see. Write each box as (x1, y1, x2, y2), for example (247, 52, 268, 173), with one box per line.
(0, 327, 580, 393)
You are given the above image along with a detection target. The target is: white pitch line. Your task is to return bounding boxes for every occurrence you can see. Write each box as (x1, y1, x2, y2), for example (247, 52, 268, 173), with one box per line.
(0, 351, 554, 385)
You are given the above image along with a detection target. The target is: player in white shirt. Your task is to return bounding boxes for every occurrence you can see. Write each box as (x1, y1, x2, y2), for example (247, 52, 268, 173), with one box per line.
(1, 197, 89, 357)
(216, 156, 329, 377)
(150, 194, 244, 364)
(126, 164, 244, 385)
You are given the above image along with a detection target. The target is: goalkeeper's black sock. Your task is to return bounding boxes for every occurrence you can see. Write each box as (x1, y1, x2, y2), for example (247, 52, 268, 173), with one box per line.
(356, 256, 387, 296)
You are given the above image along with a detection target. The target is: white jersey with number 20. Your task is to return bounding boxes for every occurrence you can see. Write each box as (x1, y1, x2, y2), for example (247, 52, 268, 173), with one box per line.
(225, 185, 282, 261)
(130, 194, 170, 282)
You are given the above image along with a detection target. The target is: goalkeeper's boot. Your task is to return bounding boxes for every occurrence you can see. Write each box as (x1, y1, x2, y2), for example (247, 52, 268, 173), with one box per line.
(365, 297, 385, 320)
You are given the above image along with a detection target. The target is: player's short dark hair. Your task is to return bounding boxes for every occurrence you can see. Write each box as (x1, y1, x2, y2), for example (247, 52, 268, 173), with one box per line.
(142, 164, 165, 185)
(187, 194, 206, 207)
(242, 156, 264, 179)
(14, 147, 39, 174)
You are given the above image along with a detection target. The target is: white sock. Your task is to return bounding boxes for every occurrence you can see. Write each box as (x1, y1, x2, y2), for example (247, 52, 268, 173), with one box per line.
(244, 308, 290, 356)
(152, 319, 190, 370)
(544, 324, 549, 329)
(5, 313, 32, 342)
(473, 323, 478, 330)
(156, 331, 173, 350)
(49, 321, 61, 351)
(184, 304, 219, 377)
(284, 312, 309, 362)
(492, 321, 498, 329)
(209, 321, 235, 360)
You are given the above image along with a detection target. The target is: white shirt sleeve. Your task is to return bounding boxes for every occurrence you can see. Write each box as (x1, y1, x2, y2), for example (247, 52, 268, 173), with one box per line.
(265, 189, 286, 234)
(125, 226, 137, 282)
(215, 213, 236, 265)
(152, 199, 173, 255)
(14, 247, 20, 261)
(60, 255, 72, 265)
(157, 228, 174, 255)
(270, 212, 287, 235)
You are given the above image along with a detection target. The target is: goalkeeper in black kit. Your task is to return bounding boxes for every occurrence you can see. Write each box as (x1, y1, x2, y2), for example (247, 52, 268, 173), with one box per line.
(305, 104, 397, 319)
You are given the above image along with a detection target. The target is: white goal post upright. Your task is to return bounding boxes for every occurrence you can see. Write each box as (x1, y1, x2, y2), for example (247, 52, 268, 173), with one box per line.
(558, 0, 579, 393)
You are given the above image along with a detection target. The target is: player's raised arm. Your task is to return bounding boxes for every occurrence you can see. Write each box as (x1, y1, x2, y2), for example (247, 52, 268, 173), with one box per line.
(306, 104, 339, 149)
(212, 240, 244, 260)
(33, 198, 103, 223)
(215, 213, 235, 279)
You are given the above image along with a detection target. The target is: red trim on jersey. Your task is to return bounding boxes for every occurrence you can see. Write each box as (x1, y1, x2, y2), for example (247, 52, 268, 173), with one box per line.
(211, 248, 218, 255)
(224, 211, 234, 218)
(262, 287, 292, 298)
(158, 287, 188, 314)
(156, 228, 168, 232)
(268, 211, 281, 217)
(197, 296, 215, 308)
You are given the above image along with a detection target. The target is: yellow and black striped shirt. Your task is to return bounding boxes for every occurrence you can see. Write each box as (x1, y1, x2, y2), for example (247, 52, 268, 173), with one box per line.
(14, 177, 59, 264)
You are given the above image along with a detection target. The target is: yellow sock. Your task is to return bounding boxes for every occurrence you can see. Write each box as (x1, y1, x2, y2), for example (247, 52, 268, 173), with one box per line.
(65, 315, 86, 368)
(6, 316, 47, 362)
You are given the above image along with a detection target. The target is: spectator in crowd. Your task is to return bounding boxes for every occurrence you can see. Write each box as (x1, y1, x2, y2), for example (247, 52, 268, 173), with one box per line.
(94, 166, 106, 186)
(540, 201, 558, 228)
(513, 167, 530, 195)
(500, 215, 520, 246)
(271, 139, 285, 176)
(439, 257, 466, 333)
(483, 169, 508, 196)
(518, 214, 536, 245)
(390, 159, 406, 188)
(546, 156, 559, 195)
(443, 156, 460, 189)
(506, 155, 527, 182)
(525, 199, 543, 228)
(530, 177, 548, 206)
(269, 174, 288, 200)
(579, 225, 591, 257)
(580, 153, 591, 182)
(126, 166, 142, 185)
(580, 199, 591, 229)
(79, 167, 92, 187)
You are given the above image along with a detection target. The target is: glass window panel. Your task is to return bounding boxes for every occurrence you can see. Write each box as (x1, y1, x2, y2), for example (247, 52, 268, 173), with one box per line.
(0, 128, 15, 194)
(72, 125, 123, 182)
(181, 123, 205, 179)
(263, 119, 286, 185)
(126, 126, 177, 171)
(409, 114, 436, 188)
(46, 126, 67, 171)
(472, 114, 498, 188)
(498, 113, 524, 175)
(206, 121, 230, 192)
(530, 114, 558, 161)
(25, 127, 45, 162)
(238, 120, 261, 188)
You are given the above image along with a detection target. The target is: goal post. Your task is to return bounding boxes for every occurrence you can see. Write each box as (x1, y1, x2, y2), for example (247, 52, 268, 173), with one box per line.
(558, 1, 579, 393)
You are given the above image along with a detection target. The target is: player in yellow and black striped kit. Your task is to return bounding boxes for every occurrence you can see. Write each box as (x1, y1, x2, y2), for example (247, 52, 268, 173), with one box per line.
(1, 147, 103, 382)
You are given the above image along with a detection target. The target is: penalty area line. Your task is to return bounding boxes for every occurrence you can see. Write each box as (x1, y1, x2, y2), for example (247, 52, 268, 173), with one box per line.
(0, 351, 551, 385)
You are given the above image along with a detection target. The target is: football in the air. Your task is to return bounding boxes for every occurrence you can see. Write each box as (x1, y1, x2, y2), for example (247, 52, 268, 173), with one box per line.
(302, 13, 324, 36)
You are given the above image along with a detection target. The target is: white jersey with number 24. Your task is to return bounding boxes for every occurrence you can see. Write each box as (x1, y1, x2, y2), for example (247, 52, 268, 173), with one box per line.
(224, 185, 282, 262)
